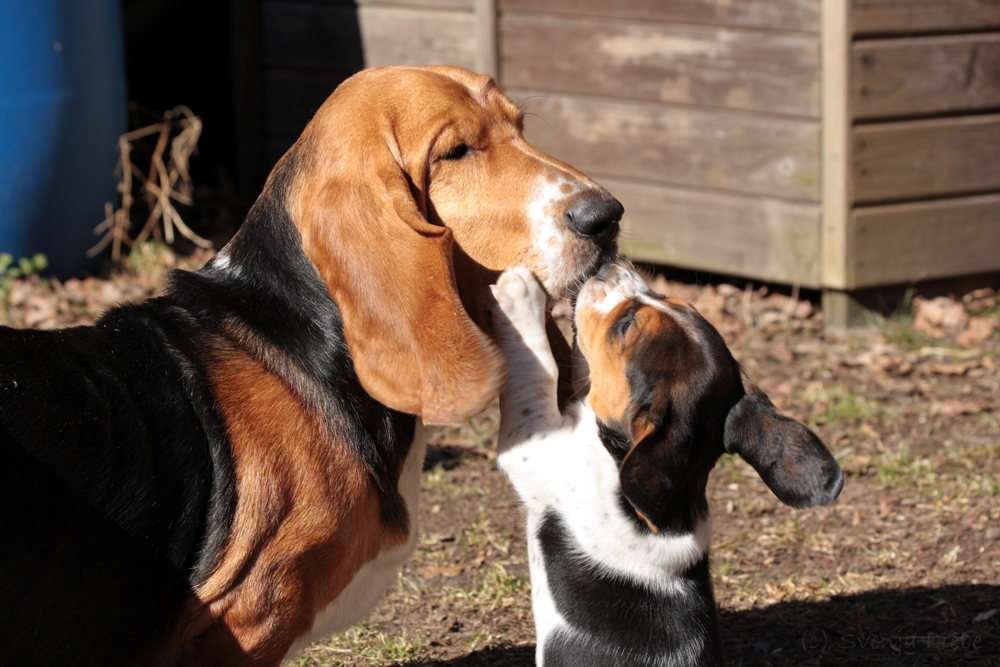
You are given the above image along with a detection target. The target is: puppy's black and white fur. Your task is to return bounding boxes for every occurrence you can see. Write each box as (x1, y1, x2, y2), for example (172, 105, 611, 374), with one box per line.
(490, 265, 843, 667)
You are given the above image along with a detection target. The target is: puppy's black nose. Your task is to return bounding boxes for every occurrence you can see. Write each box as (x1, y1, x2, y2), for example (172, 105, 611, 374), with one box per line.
(595, 262, 616, 281)
(566, 192, 623, 245)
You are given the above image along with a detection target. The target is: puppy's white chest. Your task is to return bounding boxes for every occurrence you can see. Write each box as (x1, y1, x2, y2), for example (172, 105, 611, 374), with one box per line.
(500, 404, 711, 586)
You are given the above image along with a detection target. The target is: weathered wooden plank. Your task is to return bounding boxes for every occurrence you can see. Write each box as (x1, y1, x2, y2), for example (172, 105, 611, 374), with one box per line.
(608, 178, 822, 286)
(822, 0, 853, 291)
(474, 0, 498, 77)
(357, 5, 478, 69)
(263, 69, 349, 137)
(851, 194, 1000, 287)
(358, 0, 473, 9)
(500, 14, 819, 117)
(853, 0, 1000, 36)
(512, 90, 820, 201)
(266, 0, 474, 9)
(498, 0, 820, 32)
(853, 115, 1000, 204)
(854, 34, 1000, 120)
(261, 3, 477, 71)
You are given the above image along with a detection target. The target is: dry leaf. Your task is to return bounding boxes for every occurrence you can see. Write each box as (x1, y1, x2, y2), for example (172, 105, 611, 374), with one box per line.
(963, 287, 997, 314)
(929, 400, 984, 417)
(913, 296, 969, 337)
(418, 565, 464, 579)
(927, 360, 980, 376)
(957, 317, 996, 347)
(938, 545, 961, 567)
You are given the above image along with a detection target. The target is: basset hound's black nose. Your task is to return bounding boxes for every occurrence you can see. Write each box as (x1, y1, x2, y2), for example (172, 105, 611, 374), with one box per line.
(566, 192, 623, 246)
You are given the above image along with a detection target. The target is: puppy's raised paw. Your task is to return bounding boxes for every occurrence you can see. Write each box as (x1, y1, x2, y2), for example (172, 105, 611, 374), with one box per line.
(490, 267, 548, 344)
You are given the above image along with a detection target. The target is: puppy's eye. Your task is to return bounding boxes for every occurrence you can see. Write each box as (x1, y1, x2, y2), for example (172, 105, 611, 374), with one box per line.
(613, 310, 636, 341)
(439, 144, 469, 161)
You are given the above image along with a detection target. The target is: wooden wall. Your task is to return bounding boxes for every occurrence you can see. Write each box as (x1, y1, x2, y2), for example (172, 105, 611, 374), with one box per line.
(844, 0, 1000, 289)
(240, 0, 1000, 294)
(256, 0, 479, 170)
(500, 0, 825, 287)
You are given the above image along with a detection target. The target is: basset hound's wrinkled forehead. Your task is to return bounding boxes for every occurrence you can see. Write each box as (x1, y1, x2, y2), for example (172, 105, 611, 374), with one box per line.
(575, 264, 733, 437)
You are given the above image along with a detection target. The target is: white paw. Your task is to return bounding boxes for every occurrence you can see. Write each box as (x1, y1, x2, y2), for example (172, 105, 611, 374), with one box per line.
(490, 267, 548, 342)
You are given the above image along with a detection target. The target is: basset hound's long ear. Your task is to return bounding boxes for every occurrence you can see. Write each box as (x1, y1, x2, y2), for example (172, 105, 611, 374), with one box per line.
(723, 370, 843, 509)
(299, 150, 503, 425)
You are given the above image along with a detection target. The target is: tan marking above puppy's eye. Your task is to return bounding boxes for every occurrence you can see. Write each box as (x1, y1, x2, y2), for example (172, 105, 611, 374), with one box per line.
(665, 297, 692, 309)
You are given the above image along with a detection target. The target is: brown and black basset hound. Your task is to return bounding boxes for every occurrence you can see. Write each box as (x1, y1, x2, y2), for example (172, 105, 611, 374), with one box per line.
(0, 66, 622, 666)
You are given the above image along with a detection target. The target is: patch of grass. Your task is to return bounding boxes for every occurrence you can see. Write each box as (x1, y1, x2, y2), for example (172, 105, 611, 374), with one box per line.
(126, 240, 174, 277)
(296, 624, 425, 666)
(422, 462, 461, 500)
(874, 444, 923, 489)
(446, 563, 529, 612)
(801, 385, 877, 425)
(714, 453, 750, 484)
(929, 441, 1000, 500)
(397, 571, 430, 597)
(461, 516, 511, 556)
(873, 437, 999, 501)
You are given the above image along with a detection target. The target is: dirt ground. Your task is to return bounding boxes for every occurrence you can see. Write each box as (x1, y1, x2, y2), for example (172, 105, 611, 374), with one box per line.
(3, 245, 998, 666)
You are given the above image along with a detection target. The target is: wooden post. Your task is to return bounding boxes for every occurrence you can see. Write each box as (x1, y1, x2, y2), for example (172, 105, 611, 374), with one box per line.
(822, 289, 869, 328)
(475, 0, 498, 79)
(821, 0, 856, 327)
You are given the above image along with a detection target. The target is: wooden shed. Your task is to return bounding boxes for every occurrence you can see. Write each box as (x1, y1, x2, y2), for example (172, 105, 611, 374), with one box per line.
(234, 0, 1000, 323)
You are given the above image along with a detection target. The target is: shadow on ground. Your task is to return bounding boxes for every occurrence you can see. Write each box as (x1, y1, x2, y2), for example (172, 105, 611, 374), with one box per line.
(412, 584, 1000, 667)
(724, 583, 999, 666)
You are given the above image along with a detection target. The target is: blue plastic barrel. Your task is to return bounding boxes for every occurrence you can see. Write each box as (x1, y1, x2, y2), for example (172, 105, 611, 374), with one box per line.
(0, 2, 70, 262)
(0, 0, 125, 277)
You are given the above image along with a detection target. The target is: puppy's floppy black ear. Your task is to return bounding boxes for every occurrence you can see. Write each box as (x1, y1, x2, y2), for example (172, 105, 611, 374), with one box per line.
(724, 370, 842, 508)
(617, 405, 696, 534)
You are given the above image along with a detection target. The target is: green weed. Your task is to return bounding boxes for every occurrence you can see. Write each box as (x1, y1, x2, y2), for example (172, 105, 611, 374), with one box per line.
(460, 517, 511, 556)
(864, 287, 938, 351)
(801, 385, 876, 425)
(304, 624, 424, 666)
(714, 453, 749, 484)
(447, 563, 529, 611)
(127, 240, 172, 276)
(875, 444, 921, 488)
(0, 253, 48, 308)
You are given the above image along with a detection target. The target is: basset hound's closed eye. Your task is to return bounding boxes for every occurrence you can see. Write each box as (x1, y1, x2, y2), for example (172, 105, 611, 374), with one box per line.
(0, 66, 621, 667)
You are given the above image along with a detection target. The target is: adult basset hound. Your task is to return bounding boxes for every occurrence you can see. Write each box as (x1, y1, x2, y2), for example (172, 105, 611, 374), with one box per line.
(490, 265, 842, 666)
(0, 66, 621, 666)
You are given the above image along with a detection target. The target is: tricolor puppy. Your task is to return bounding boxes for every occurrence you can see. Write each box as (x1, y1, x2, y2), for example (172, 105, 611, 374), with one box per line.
(491, 265, 842, 667)
(0, 66, 620, 666)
